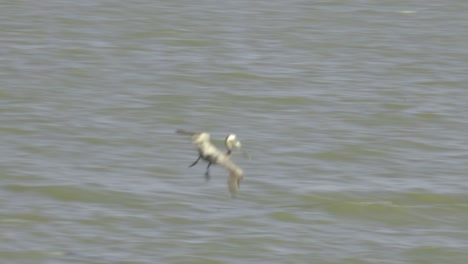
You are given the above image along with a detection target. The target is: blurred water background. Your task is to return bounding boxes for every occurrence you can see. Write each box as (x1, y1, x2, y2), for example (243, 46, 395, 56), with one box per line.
(1, 0, 468, 263)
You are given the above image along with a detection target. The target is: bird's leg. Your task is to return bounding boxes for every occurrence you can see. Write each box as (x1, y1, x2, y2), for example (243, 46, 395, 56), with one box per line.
(204, 162, 212, 181)
(189, 155, 201, 167)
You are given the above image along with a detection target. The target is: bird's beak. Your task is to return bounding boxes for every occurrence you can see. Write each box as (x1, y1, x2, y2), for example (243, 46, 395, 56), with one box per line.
(238, 143, 251, 160)
(232, 140, 250, 160)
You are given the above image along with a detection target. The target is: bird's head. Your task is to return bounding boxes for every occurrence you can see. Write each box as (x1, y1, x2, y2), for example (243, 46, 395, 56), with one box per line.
(225, 134, 242, 151)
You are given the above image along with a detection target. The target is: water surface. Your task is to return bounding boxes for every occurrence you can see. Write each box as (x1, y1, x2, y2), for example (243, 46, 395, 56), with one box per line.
(1, 1, 468, 263)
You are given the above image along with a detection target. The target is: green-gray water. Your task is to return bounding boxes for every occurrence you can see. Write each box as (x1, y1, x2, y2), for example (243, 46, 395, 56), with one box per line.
(1, 1, 468, 263)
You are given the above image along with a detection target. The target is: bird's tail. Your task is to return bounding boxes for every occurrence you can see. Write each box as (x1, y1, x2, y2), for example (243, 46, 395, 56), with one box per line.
(175, 129, 198, 135)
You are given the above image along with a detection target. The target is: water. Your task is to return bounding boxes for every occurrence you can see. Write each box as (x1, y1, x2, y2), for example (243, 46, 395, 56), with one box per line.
(1, 0, 468, 263)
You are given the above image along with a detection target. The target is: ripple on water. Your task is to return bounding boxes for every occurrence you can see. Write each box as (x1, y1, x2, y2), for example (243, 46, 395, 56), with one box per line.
(0, 250, 70, 263)
(402, 246, 468, 264)
(299, 191, 468, 227)
(4, 184, 148, 208)
(268, 211, 304, 224)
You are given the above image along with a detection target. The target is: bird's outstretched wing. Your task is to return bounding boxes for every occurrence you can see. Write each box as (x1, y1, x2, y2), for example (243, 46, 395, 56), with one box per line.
(224, 160, 244, 197)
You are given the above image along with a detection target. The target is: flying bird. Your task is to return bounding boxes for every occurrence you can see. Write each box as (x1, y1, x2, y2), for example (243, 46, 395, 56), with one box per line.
(176, 129, 244, 196)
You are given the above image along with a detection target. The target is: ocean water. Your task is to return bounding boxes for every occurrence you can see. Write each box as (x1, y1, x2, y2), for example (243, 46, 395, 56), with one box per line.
(1, 0, 468, 263)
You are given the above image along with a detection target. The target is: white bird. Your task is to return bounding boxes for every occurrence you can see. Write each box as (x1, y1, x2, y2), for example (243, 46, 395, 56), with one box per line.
(176, 129, 244, 196)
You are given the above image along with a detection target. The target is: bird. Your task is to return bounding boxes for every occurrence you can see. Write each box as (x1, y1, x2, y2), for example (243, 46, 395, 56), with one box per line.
(176, 129, 244, 196)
